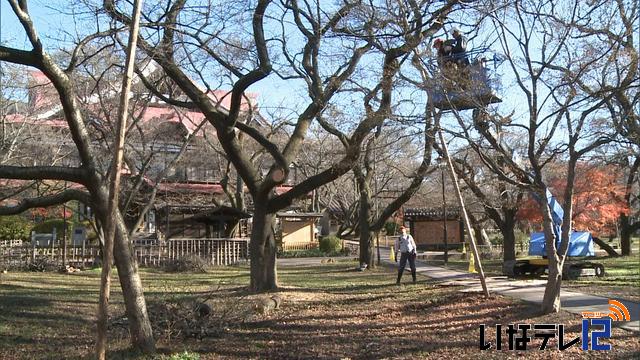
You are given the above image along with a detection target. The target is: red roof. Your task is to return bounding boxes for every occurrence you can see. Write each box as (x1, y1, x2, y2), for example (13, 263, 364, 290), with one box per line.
(138, 105, 210, 135)
(157, 182, 224, 194)
(207, 90, 258, 113)
(23, 71, 260, 137)
(142, 177, 224, 195)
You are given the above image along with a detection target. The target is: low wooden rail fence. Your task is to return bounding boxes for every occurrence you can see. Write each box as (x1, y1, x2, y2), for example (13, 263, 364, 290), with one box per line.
(281, 241, 319, 251)
(136, 238, 249, 266)
(0, 238, 249, 269)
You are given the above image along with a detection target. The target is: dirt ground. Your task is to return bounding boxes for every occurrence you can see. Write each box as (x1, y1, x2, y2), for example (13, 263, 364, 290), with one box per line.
(0, 263, 638, 359)
(159, 286, 639, 359)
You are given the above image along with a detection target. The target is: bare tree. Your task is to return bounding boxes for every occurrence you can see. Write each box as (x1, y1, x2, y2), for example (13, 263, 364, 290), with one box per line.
(105, 0, 462, 291)
(353, 123, 435, 267)
(549, 0, 639, 256)
(441, 0, 636, 313)
(0, 1, 154, 352)
(618, 150, 639, 256)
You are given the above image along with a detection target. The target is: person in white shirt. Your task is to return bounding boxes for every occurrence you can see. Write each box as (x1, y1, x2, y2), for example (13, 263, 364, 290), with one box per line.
(395, 226, 417, 284)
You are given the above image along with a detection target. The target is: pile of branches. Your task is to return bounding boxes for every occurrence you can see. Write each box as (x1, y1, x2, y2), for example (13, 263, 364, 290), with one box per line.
(163, 255, 209, 273)
(111, 286, 282, 340)
(27, 257, 57, 272)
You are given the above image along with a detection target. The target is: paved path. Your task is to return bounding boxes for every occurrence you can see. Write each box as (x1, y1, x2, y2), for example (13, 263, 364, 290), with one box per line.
(278, 249, 639, 333)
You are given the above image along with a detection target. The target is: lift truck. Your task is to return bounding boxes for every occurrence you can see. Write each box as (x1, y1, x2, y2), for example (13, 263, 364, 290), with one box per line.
(504, 189, 606, 280)
(427, 48, 603, 280)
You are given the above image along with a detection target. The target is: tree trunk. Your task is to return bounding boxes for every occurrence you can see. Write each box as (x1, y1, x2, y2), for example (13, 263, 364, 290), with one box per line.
(619, 214, 634, 256)
(113, 215, 155, 353)
(235, 175, 245, 211)
(468, 212, 486, 246)
(592, 236, 620, 257)
(541, 259, 562, 313)
(501, 217, 517, 262)
(92, 183, 155, 353)
(620, 156, 639, 256)
(357, 175, 375, 268)
(249, 205, 277, 292)
(473, 225, 486, 245)
(358, 228, 375, 268)
(539, 191, 564, 314)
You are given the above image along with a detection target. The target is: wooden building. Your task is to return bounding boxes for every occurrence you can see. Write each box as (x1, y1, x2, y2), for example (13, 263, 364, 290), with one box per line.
(403, 208, 464, 250)
(276, 212, 322, 250)
(157, 204, 251, 239)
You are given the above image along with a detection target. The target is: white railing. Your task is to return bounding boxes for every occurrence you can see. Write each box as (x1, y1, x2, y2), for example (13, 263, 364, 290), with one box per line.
(0, 239, 24, 247)
(0, 238, 249, 269)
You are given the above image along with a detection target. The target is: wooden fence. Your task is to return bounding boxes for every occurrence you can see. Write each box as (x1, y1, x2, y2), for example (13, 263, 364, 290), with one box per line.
(136, 238, 249, 266)
(281, 241, 319, 251)
(341, 239, 360, 255)
(0, 238, 249, 269)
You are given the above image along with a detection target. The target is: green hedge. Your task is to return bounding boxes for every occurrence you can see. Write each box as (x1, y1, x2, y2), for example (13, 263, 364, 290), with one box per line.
(384, 221, 400, 236)
(319, 235, 342, 253)
(0, 216, 31, 240)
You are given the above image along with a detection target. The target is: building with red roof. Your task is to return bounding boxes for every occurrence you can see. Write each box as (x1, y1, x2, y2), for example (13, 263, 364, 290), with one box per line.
(2, 68, 308, 241)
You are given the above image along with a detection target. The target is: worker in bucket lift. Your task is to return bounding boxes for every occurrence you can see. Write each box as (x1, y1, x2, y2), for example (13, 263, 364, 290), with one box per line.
(450, 27, 469, 67)
(433, 38, 450, 69)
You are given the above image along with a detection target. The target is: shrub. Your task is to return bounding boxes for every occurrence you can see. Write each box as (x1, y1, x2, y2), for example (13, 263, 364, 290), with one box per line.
(384, 221, 400, 236)
(167, 351, 200, 360)
(0, 216, 31, 240)
(77, 220, 98, 242)
(319, 235, 342, 253)
(31, 219, 68, 237)
(164, 255, 208, 273)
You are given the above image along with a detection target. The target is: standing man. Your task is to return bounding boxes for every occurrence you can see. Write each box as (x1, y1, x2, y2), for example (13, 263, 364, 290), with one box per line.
(395, 226, 417, 284)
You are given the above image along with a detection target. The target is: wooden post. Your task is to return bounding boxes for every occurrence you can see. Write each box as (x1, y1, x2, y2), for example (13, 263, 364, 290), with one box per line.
(51, 228, 56, 262)
(31, 231, 36, 263)
(438, 130, 490, 297)
(62, 200, 67, 267)
(97, 1, 144, 358)
(81, 236, 86, 268)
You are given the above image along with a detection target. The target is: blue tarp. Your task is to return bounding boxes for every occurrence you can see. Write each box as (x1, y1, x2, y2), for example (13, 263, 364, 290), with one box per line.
(529, 231, 595, 257)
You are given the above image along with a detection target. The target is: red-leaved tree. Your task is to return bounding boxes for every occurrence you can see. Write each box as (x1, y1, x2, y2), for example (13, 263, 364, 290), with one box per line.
(517, 165, 628, 235)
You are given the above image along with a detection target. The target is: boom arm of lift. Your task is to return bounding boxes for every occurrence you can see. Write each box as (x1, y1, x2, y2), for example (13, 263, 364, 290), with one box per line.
(529, 189, 595, 257)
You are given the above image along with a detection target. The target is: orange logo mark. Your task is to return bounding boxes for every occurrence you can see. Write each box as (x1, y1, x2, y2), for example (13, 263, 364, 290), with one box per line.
(607, 300, 631, 322)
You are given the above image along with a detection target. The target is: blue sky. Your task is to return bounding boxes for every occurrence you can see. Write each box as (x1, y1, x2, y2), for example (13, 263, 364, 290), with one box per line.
(3, 0, 632, 150)
(1, 1, 314, 113)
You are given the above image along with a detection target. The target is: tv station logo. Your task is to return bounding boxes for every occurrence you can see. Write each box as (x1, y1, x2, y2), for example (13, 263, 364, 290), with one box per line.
(479, 299, 631, 351)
